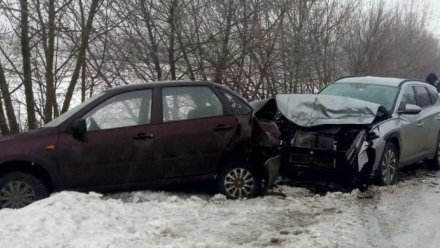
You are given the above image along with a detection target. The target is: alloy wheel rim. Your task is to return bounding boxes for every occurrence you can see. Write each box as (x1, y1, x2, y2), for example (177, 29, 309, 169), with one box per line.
(224, 168, 255, 198)
(381, 149, 397, 185)
(437, 142, 440, 164)
(0, 181, 36, 208)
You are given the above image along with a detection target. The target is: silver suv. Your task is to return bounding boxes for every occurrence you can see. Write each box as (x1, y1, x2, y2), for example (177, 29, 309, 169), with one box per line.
(266, 76, 440, 186)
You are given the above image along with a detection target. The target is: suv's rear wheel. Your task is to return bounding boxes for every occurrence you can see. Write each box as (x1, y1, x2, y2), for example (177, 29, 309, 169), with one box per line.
(427, 134, 440, 170)
(0, 172, 49, 209)
(217, 163, 260, 199)
(377, 142, 399, 186)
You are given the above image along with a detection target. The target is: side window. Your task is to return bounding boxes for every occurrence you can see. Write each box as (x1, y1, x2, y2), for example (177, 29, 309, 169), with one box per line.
(414, 86, 431, 108)
(398, 86, 417, 111)
(162, 86, 223, 122)
(220, 89, 252, 115)
(428, 88, 439, 104)
(84, 90, 152, 131)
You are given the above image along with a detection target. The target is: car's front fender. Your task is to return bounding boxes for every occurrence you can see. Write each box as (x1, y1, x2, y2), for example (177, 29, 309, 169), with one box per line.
(369, 118, 403, 171)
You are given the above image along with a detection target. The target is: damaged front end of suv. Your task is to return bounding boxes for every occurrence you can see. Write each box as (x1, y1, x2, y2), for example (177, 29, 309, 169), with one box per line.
(253, 94, 392, 188)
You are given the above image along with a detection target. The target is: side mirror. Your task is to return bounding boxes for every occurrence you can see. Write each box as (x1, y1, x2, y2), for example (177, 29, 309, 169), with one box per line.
(71, 119, 87, 137)
(399, 104, 422, 115)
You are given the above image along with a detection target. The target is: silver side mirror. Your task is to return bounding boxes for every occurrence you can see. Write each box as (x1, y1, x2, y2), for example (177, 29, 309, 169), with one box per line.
(399, 104, 421, 115)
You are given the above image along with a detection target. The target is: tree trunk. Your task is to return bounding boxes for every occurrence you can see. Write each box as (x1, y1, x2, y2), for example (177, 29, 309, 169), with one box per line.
(0, 98, 10, 136)
(43, 0, 56, 123)
(81, 60, 86, 102)
(140, 0, 162, 80)
(214, 0, 234, 84)
(19, 0, 37, 129)
(61, 0, 101, 113)
(168, 0, 177, 80)
(0, 63, 19, 134)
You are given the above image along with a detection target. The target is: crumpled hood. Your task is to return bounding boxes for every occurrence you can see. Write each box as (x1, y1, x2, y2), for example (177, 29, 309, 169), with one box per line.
(249, 98, 277, 120)
(275, 94, 388, 127)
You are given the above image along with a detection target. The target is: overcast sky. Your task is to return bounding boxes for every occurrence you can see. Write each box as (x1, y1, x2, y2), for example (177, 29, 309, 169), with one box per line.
(377, 0, 440, 37)
(426, 0, 440, 37)
(399, 0, 440, 37)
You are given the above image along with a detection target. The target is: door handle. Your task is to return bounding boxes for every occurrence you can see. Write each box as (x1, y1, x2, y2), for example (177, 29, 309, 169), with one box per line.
(417, 122, 424, 127)
(133, 133, 155, 140)
(213, 124, 233, 131)
(435, 115, 440, 120)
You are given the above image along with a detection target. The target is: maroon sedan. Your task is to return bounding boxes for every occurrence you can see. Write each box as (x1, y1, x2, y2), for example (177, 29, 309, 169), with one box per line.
(0, 81, 279, 208)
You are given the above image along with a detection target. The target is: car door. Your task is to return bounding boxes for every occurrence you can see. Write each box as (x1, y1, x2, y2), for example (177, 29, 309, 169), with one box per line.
(398, 85, 426, 162)
(413, 86, 438, 156)
(155, 86, 239, 179)
(426, 87, 440, 152)
(57, 89, 159, 188)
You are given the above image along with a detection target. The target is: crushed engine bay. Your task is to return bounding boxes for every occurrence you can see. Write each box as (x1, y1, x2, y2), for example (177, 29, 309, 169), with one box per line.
(251, 94, 387, 186)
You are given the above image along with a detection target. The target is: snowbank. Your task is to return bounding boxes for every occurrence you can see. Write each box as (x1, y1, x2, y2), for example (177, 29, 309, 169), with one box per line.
(0, 187, 368, 248)
(3, 166, 438, 248)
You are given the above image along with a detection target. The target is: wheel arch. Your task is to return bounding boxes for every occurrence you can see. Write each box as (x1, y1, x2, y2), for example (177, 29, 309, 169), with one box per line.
(216, 140, 259, 174)
(384, 132, 401, 158)
(0, 160, 54, 192)
(429, 131, 440, 160)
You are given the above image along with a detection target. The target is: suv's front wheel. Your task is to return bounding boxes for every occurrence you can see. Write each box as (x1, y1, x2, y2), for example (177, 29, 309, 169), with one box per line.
(427, 133, 440, 170)
(217, 163, 260, 199)
(0, 172, 49, 209)
(377, 142, 399, 186)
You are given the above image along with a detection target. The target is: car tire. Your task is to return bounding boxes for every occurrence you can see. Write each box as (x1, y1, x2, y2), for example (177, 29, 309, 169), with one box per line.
(376, 142, 399, 186)
(217, 163, 260, 199)
(427, 134, 440, 170)
(0, 172, 49, 209)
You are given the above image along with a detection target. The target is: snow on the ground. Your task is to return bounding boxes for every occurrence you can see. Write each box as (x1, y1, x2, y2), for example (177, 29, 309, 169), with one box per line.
(0, 188, 366, 247)
(0, 166, 439, 248)
(358, 168, 440, 248)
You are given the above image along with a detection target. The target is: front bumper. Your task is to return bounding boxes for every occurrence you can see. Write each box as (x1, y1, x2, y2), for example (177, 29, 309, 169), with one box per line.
(280, 129, 380, 181)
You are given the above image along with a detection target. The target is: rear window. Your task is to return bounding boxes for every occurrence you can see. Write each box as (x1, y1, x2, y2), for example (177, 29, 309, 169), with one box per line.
(428, 88, 439, 104)
(162, 86, 223, 122)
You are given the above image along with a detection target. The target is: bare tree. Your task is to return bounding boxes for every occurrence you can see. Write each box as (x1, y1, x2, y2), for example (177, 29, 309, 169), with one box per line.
(19, 0, 37, 129)
(0, 61, 18, 134)
(0, 0, 439, 133)
(61, 0, 102, 113)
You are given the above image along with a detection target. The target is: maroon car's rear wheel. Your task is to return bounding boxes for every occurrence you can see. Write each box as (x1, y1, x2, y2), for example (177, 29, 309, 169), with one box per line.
(0, 172, 49, 209)
(217, 163, 260, 199)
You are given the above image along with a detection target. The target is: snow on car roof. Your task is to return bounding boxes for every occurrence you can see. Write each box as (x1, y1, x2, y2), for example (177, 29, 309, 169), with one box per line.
(334, 76, 414, 87)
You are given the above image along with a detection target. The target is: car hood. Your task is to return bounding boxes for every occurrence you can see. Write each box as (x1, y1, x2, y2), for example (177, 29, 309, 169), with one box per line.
(249, 98, 277, 120)
(275, 94, 389, 127)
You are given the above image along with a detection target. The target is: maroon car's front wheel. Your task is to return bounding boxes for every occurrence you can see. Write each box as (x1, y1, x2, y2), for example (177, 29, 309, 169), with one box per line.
(0, 172, 49, 209)
(217, 163, 260, 199)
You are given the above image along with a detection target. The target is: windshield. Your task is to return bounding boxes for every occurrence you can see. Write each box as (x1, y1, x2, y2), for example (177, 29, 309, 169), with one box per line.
(319, 83, 399, 111)
(44, 92, 105, 127)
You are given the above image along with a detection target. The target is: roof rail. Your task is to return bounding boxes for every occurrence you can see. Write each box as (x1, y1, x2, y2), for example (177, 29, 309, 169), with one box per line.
(332, 75, 359, 82)
(398, 79, 431, 87)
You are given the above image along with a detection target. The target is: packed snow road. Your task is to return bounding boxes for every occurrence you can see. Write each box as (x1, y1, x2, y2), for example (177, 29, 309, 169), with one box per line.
(0, 165, 439, 248)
